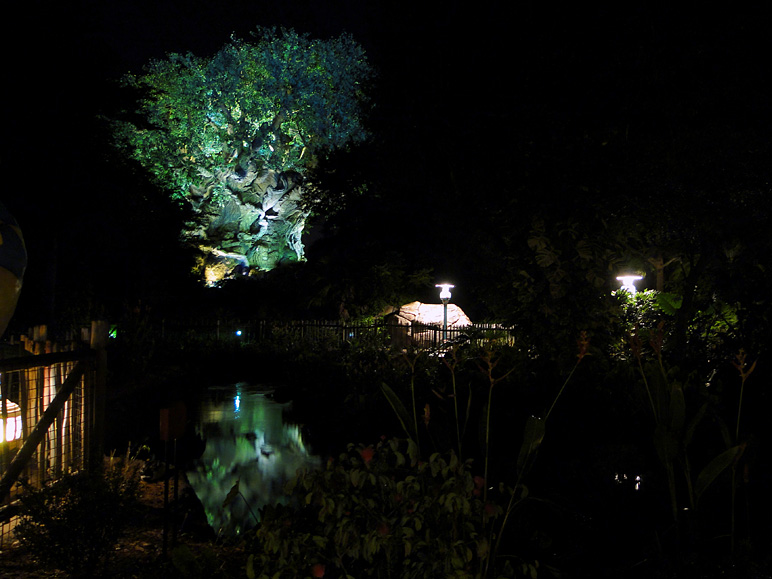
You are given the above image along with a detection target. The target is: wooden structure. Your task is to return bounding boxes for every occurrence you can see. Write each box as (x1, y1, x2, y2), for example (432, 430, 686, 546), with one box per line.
(0, 321, 108, 546)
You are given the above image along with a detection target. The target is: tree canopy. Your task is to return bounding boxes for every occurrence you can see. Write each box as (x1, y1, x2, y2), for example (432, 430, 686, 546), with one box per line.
(114, 27, 373, 284)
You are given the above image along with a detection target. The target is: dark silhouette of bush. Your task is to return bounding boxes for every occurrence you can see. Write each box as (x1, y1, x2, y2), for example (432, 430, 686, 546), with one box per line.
(14, 455, 141, 577)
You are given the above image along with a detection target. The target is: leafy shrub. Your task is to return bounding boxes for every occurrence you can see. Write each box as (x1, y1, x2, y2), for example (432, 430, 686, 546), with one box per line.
(246, 437, 531, 579)
(14, 454, 142, 577)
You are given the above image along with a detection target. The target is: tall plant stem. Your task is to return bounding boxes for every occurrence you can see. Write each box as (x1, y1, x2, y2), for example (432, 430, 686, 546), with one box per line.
(483, 384, 493, 504)
(735, 377, 746, 443)
(444, 346, 464, 459)
(729, 347, 756, 556)
(637, 358, 659, 421)
(451, 366, 462, 459)
(410, 367, 419, 454)
(478, 346, 515, 505)
(731, 374, 748, 555)
(731, 467, 737, 555)
(487, 356, 581, 578)
(545, 360, 579, 422)
(480, 380, 501, 579)
(400, 350, 423, 453)
(486, 456, 528, 578)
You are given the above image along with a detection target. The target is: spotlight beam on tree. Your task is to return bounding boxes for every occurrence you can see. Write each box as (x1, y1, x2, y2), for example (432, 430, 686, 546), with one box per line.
(113, 27, 373, 285)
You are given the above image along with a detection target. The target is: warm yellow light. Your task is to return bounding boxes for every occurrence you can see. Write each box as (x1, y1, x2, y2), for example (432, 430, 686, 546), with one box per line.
(435, 283, 454, 301)
(0, 400, 21, 443)
(616, 275, 643, 294)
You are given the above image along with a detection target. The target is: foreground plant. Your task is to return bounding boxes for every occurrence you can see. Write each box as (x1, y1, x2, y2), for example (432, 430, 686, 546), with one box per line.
(246, 437, 534, 579)
(729, 349, 756, 555)
(14, 452, 142, 577)
(479, 332, 588, 578)
(250, 333, 597, 578)
(629, 323, 751, 557)
(378, 336, 588, 577)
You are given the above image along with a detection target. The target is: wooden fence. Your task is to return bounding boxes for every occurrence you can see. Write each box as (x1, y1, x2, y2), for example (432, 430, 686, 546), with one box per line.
(157, 319, 516, 349)
(0, 321, 108, 546)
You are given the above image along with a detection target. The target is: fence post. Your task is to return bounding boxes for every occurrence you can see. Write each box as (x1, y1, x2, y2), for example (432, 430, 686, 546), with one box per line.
(89, 321, 109, 471)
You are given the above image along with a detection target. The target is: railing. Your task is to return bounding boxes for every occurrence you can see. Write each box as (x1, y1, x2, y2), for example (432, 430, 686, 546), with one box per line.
(157, 319, 516, 349)
(0, 322, 108, 546)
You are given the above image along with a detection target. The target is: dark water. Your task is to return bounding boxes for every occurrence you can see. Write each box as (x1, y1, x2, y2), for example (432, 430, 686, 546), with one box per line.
(186, 383, 320, 536)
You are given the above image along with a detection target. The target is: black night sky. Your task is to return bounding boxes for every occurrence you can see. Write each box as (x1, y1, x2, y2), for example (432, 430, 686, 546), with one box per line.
(3, 2, 772, 327)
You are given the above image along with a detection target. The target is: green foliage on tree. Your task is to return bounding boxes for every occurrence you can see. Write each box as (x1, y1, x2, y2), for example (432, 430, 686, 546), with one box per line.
(113, 27, 373, 281)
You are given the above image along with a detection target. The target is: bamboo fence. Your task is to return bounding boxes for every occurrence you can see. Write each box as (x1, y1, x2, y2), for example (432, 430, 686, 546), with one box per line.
(0, 321, 108, 546)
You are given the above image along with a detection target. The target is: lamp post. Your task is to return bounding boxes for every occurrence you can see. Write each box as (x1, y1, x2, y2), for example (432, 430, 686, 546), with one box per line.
(435, 284, 454, 343)
(616, 275, 643, 295)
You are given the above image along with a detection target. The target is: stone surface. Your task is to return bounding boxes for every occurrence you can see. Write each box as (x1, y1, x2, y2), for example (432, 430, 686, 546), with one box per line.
(389, 301, 472, 327)
(385, 301, 472, 348)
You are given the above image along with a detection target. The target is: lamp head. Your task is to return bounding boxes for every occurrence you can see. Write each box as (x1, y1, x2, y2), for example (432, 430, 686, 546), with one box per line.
(435, 283, 454, 301)
(616, 275, 643, 294)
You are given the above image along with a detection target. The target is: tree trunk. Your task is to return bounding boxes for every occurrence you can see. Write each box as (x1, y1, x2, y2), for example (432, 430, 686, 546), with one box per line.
(647, 254, 678, 293)
(183, 169, 310, 285)
(673, 254, 704, 361)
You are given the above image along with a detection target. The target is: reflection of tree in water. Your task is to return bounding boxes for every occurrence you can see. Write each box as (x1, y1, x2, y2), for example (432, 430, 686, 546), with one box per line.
(186, 385, 320, 536)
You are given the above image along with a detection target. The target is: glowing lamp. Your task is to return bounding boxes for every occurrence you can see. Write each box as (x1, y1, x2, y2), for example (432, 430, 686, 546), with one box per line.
(0, 399, 21, 443)
(435, 284, 454, 302)
(616, 275, 643, 295)
(435, 283, 455, 342)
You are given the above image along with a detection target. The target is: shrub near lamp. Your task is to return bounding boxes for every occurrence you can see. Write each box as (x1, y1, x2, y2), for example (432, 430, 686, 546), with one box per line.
(435, 284, 454, 342)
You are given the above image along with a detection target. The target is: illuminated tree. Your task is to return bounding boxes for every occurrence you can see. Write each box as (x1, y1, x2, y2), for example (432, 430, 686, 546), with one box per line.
(114, 28, 372, 285)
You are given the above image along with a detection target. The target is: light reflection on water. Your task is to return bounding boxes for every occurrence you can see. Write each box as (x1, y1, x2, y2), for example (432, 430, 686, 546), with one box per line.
(186, 383, 320, 536)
